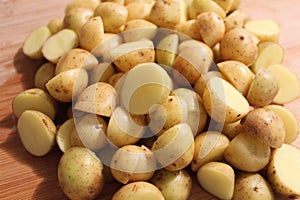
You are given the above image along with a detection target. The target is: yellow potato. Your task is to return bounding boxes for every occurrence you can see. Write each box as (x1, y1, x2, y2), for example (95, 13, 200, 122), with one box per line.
(69, 127, 84, 148)
(63, 8, 93, 35)
(124, 0, 154, 5)
(212, 0, 234, 14)
(175, 19, 202, 41)
(22, 26, 51, 59)
(34, 62, 55, 91)
(197, 162, 235, 200)
(108, 72, 124, 87)
(89, 62, 116, 84)
(194, 71, 224, 97)
(224, 10, 244, 32)
(229, 0, 242, 12)
(47, 18, 63, 34)
(65, 0, 100, 14)
(188, 0, 226, 19)
(123, 19, 157, 42)
(56, 118, 75, 153)
(126, 2, 153, 21)
(202, 77, 250, 123)
(222, 120, 244, 140)
(155, 34, 179, 67)
(245, 19, 280, 43)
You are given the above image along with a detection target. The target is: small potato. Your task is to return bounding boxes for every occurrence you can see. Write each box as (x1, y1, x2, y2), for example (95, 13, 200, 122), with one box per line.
(212, 0, 234, 14)
(126, 2, 153, 21)
(65, 0, 100, 14)
(224, 133, 271, 172)
(74, 82, 118, 117)
(245, 19, 280, 43)
(124, 0, 154, 5)
(222, 120, 244, 140)
(56, 118, 75, 153)
(217, 60, 254, 96)
(155, 34, 179, 67)
(108, 72, 124, 87)
(202, 77, 250, 123)
(70, 128, 84, 148)
(233, 172, 274, 200)
(220, 28, 258, 66)
(194, 71, 224, 97)
(230, 0, 242, 12)
(197, 162, 235, 200)
(123, 19, 157, 42)
(46, 68, 88, 102)
(152, 123, 194, 171)
(150, 169, 192, 200)
(175, 19, 202, 41)
(197, 12, 225, 47)
(110, 145, 156, 184)
(112, 181, 164, 200)
(94, 2, 128, 33)
(246, 67, 279, 107)
(178, 40, 214, 60)
(63, 8, 93, 35)
(224, 10, 244, 32)
(17, 110, 56, 156)
(42, 29, 78, 63)
(12, 88, 57, 119)
(56, 48, 98, 75)
(188, 0, 226, 19)
(22, 26, 51, 59)
(79, 16, 104, 52)
(48, 18, 63, 34)
(192, 131, 230, 172)
(89, 62, 116, 84)
(34, 62, 55, 91)
(241, 108, 285, 148)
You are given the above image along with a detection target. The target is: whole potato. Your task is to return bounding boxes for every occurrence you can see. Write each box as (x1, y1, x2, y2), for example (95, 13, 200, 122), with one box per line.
(47, 18, 63, 34)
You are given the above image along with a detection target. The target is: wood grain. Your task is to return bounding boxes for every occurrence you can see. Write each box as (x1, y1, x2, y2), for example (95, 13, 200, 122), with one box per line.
(0, 0, 300, 199)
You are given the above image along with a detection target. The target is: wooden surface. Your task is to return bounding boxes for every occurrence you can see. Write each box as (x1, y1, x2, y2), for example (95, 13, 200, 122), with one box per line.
(0, 0, 300, 199)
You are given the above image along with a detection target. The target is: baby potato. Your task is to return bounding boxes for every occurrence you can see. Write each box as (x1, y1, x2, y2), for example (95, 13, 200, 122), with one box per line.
(89, 62, 116, 84)
(123, 19, 157, 42)
(224, 133, 271, 172)
(110, 145, 156, 184)
(79, 16, 104, 52)
(175, 19, 202, 41)
(217, 60, 254, 96)
(46, 68, 89, 102)
(94, 2, 128, 33)
(124, 0, 155, 5)
(202, 77, 250, 123)
(65, 0, 100, 14)
(197, 12, 225, 47)
(112, 181, 164, 200)
(56, 48, 98, 75)
(197, 162, 235, 200)
(74, 82, 118, 117)
(188, 0, 226, 19)
(192, 131, 230, 172)
(194, 71, 224, 97)
(150, 169, 192, 200)
(17, 110, 57, 156)
(108, 72, 124, 87)
(152, 123, 194, 171)
(126, 2, 153, 21)
(13, 88, 57, 120)
(47, 18, 63, 34)
(56, 118, 75, 153)
(156, 34, 179, 67)
(222, 120, 244, 140)
(224, 10, 244, 32)
(246, 67, 279, 107)
(233, 172, 274, 200)
(241, 108, 285, 148)
(220, 28, 258, 66)
(178, 40, 213, 60)
(34, 62, 55, 91)
(212, 0, 234, 14)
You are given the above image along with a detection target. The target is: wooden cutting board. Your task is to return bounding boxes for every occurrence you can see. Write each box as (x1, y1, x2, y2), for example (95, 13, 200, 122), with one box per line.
(1, 0, 300, 199)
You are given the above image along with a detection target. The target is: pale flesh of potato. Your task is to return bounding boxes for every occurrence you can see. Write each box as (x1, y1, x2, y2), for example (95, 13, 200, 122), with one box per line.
(267, 64, 300, 104)
(212, 0, 234, 14)
(112, 181, 165, 200)
(22, 26, 51, 59)
(42, 29, 78, 63)
(34, 62, 55, 91)
(56, 118, 75, 153)
(202, 77, 250, 123)
(17, 110, 56, 156)
(268, 144, 300, 198)
(155, 34, 179, 67)
(194, 71, 224, 97)
(189, 0, 226, 19)
(197, 161, 235, 200)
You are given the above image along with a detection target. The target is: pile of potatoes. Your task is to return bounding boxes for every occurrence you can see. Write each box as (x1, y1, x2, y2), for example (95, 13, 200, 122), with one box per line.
(13, 0, 300, 199)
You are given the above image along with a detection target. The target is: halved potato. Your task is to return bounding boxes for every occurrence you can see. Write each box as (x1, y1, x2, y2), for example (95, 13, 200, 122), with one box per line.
(189, 0, 226, 19)
(34, 62, 56, 90)
(155, 34, 179, 67)
(56, 118, 75, 153)
(122, 19, 157, 42)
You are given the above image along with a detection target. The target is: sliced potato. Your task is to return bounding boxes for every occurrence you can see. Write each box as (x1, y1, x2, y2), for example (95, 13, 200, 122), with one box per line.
(222, 120, 244, 140)
(34, 62, 55, 91)
(155, 34, 179, 67)
(56, 118, 75, 153)
(212, 0, 234, 14)
(194, 71, 224, 97)
(108, 72, 124, 87)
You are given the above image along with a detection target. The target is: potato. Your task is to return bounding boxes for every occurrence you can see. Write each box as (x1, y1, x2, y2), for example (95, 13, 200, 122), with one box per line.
(123, 19, 157, 42)
(46, 68, 88, 102)
(107, 106, 147, 147)
(251, 42, 284, 73)
(75, 114, 107, 151)
(56, 118, 75, 153)
(79, 16, 104, 52)
(55, 48, 98, 75)
(220, 28, 258, 66)
(124, 0, 154, 5)
(110, 145, 156, 184)
(65, 0, 100, 13)
(48, 18, 63, 34)
(267, 64, 300, 104)
(265, 105, 299, 144)
(212, 0, 234, 14)
(89, 62, 116, 84)
(63, 8, 93, 35)
(224, 133, 271, 172)
(212, 43, 222, 63)
(58, 147, 104, 200)
(151, 123, 194, 171)
(245, 19, 280, 43)
(70, 128, 84, 148)
(241, 108, 285, 148)
(150, 169, 192, 200)
(116, 63, 172, 115)
(74, 82, 118, 117)
(17, 110, 56, 156)
(175, 20, 202, 41)
(229, 0, 242, 12)
(148, 0, 187, 29)
(94, 2, 128, 33)
(222, 120, 244, 140)
(22, 26, 51, 59)
(202, 77, 250, 123)
(126, 2, 153, 21)
(34, 62, 55, 91)
(110, 40, 155, 72)
(197, 12, 225, 47)
(12, 88, 57, 119)
(155, 34, 179, 67)
(194, 71, 224, 97)
(112, 181, 165, 200)
(108, 72, 124, 87)
(192, 131, 230, 172)
(196, 162, 235, 200)
(178, 40, 213, 60)
(268, 144, 300, 198)
(188, 0, 226, 19)
(217, 60, 254, 96)
(224, 10, 244, 32)
(233, 172, 274, 200)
